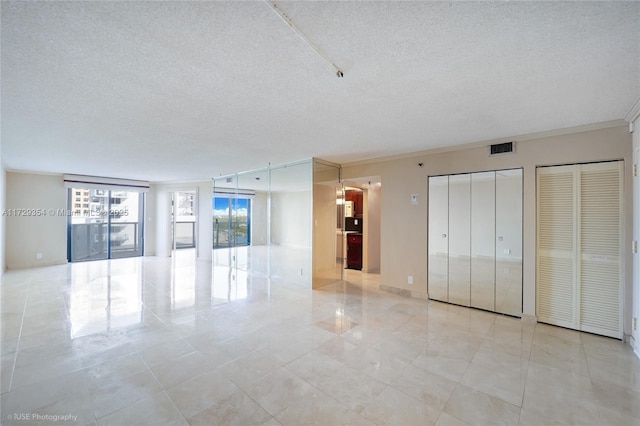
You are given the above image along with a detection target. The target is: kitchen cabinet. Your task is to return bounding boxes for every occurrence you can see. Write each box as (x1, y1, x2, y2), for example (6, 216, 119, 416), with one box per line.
(346, 233, 362, 270)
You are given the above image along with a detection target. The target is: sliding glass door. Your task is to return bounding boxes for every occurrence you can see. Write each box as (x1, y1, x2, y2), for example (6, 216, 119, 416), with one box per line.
(172, 190, 197, 250)
(68, 188, 144, 261)
(213, 195, 251, 249)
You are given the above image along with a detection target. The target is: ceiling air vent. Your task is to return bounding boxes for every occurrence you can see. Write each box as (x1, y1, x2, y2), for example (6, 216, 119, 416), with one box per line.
(490, 142, 514, 155)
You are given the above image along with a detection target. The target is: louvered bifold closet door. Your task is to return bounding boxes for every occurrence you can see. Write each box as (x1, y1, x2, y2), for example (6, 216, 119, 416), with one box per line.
(579, 162, 623, 339)
(536, 166, 577, 329)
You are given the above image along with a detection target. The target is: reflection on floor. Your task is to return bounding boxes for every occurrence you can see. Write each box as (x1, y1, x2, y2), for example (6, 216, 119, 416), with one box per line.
(1, 255, 639, 425)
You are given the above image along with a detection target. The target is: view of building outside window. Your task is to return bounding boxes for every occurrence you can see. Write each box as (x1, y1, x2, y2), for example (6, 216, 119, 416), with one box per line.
(173, 191, 196, 249)
(213, 197, 249, 248)
(69, 188, 141, 261)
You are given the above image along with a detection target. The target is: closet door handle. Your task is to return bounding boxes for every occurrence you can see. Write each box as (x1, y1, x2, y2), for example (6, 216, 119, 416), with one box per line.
(442, 234, 447, 238)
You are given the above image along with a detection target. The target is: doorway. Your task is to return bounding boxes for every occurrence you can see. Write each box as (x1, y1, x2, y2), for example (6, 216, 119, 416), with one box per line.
(340, 177, 382, 275)
(171, 190, 197, 260)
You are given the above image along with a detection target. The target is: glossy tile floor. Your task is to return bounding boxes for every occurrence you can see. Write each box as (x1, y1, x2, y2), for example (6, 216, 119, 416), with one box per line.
(1, 252, 640, 426)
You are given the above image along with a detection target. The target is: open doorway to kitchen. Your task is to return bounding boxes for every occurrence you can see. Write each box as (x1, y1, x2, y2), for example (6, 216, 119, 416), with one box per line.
(340, 177, 381, 279)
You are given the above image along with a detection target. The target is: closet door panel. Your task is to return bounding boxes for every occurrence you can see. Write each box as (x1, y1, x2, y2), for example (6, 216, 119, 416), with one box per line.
(536, 166, 577, 328)
(471, 172, 496, 311)
(428, 176, 449, 302)
(579, 161, 623, 338)
(495, 169, 523, 316)
(448, 174, 471, 306)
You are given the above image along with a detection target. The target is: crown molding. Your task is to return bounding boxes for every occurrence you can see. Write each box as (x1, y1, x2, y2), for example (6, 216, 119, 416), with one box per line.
(625, 98, 640, 123)
(341, 119, 627, 167)
(4, 168, 63, 177)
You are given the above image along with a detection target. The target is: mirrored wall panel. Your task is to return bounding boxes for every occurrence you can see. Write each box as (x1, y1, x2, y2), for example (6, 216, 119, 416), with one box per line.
(428, 176, 449, 302)
(495, 169, 523, 316)
(427, 168, 522, 317)
(448, 174, 471, 306)
(213, 160, 313, 287)
(269, 161, 312, 285)
(471, 172, 496, 311)
(212, 174, 237, 268)
(313, 160, 342, 288)
(236, 168, 269, 274)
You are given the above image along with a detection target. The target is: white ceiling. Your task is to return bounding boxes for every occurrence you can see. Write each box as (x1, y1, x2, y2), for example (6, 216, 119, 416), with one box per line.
(2, 1, 639, 183)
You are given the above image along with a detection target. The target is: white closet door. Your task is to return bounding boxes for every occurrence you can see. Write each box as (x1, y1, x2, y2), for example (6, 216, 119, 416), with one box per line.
(495, 169, 523, 316)
(428, 176, 449, 302)
(471, 172, 496, 311)
(537, 165, 577, 329)
(448, 174, 471, 306)
(536, 162, 623, 339)
(579, 162, 623, 338)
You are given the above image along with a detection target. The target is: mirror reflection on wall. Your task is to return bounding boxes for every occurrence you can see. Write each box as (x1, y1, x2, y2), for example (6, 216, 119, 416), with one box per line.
(427, 168, 523, 317)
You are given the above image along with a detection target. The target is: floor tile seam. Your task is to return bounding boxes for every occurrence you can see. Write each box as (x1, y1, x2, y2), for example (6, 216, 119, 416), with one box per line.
(231, 376, 283, 419)
(529, 342, 590, 369)
(132, 344, 175, 402)
(92, 389, 175, 425)
(517, 349, 531, 410)
(526, 357, 592, 380)
(5, 377, 96, 423)
(67, 349, 142, 377)
(434, 409, 468, 426)
(6, 295, 28, 393)
(385, 375, 452, 414)
(457, 366, 526, 409)
(446, 382, 522, 423)
(277, 378, 379, 426)
(160, 389, 189, 426)
(162, 373, 240, 424)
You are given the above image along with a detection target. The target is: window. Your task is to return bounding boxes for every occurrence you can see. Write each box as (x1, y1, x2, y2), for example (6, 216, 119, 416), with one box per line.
(68, 188, 144, 261)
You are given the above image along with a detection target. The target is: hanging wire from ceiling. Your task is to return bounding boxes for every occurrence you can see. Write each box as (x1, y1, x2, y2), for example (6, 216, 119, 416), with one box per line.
(264, 1, 345, 78)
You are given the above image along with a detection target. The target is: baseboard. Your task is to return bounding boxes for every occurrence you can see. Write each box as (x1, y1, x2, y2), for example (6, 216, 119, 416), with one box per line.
(379, 284, 428, 300)
(7, 259, 67, 270)
(379, 284, 411, 297)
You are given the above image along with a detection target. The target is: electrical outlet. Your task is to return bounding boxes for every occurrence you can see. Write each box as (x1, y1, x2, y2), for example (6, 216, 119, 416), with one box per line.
(634, 318, 638, 331)
(408, 275, 413, 285)
(36, 253, 43, 260)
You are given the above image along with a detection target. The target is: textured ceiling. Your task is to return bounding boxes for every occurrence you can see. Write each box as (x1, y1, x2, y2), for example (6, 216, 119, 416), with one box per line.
(1, 1, 639, 182)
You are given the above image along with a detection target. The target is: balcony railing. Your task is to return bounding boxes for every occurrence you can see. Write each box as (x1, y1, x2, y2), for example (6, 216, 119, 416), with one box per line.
(173, 221, 196, 249)
(70, 222, 140, 261)
(213, 219, 248, 249)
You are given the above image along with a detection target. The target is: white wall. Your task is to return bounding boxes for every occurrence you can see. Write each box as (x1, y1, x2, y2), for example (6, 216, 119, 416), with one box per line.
(343, 125, 633, 335)
(6, 172, 67, 269)
(144, 184, 157, 256)
(196, 181, 213, 260)
(251, 191, 268, 246)
(364, 185, 381, 273)
(0, 160, 6, 273)
(632, 112, 640, 356)
(313, 182, 340, 287)
(270, 190, 312, 248)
